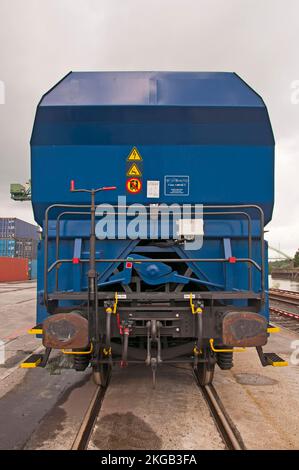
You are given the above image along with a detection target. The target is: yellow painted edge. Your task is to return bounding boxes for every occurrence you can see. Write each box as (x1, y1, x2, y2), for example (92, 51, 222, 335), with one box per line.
(267, 326, 280, 333)
(28, 328, 43, 335)
(209, 338, 246, 353)
(271, 361, 288, 367)
(20, 358, 42, 368)
(62, 343, 93, 355)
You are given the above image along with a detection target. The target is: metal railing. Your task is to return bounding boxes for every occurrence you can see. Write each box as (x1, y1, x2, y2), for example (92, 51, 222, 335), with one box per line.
(43, 203, 265, 304)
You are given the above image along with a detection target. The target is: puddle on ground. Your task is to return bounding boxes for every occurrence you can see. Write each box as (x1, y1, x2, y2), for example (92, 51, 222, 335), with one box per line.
(92, 412, 162, 450)
(235, 373, 278, 386)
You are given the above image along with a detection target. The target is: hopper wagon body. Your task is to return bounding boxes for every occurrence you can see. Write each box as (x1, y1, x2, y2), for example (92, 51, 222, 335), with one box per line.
(24, 72, 285, 384)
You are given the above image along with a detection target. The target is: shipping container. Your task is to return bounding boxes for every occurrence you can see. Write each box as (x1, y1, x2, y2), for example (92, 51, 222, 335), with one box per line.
(0, 239, 15, 257)
(0, 257, 29, 282)
(29, 259, 37, 279)
(0, 238, 38, 259)
(14, 238, 38, 259)
(0, 218, 39, 240)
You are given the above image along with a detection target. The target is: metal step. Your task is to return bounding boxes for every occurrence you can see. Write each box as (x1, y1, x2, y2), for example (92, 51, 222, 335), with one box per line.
(20, 354, 43, 368)
(264, 352, 288, 367)
(27, 324, 43, 335)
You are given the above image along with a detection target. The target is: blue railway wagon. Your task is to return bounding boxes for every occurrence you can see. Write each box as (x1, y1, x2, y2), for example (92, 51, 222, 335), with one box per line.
(24, 72, 286, 383)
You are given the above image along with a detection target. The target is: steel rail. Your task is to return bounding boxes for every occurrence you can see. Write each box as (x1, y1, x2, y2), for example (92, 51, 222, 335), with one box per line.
(71, 384, 107, 450)
(194, 371, 244, 450)
(269, 306, 299, 321)
(269, 295, 299, 307)
(269, 288, 299, 298)
(72, 368, 245, 451)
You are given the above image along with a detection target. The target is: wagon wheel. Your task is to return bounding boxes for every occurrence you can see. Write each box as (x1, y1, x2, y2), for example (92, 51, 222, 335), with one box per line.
(92, 348, 112, 387)
(196, 348, 215, 386)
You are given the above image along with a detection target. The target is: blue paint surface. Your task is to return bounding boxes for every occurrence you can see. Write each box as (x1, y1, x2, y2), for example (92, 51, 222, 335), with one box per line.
(30, 72, 274, 324)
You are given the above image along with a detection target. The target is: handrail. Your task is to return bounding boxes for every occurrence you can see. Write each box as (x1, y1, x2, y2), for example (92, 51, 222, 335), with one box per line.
(44, 203, 265, 304)
(47, 257, 261, 273)
(54, 209, 253, 291)
(55, 211, 91, 290)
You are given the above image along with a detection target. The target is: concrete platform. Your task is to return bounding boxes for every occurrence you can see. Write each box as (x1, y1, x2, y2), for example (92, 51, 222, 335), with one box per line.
(214, 327, 299, 449)
(0, 280, 40, 382)
(0, 281, 97, 450)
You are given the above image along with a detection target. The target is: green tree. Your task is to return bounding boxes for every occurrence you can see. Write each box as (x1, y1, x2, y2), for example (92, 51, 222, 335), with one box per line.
(294, 249, 299, 268)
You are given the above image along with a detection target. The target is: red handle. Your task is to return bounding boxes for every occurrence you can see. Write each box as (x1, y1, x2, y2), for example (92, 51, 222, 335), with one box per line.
(70, 181, 116, 192)
(101, 186, 117, 191)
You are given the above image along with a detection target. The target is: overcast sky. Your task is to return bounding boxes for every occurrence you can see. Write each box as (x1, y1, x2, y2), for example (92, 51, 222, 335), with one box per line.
(0, 0, 298, 256)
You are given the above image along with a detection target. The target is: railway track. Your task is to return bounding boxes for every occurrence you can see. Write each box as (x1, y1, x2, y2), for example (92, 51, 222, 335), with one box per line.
(269, 288, 299, 333)
(269, 307, 299, 334)
(71, 371, 244, 451)
(194, 372, 244, 450)
(71, 383, 107, 450)
(71, 290, 299, 452)
(269, 288, 299, 306)
(269, 288, 299, 299)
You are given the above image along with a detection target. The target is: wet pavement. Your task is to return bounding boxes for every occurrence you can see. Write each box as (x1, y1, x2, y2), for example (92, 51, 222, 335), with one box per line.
(88, 365, 225, 451)
(0, 281, 96, 450)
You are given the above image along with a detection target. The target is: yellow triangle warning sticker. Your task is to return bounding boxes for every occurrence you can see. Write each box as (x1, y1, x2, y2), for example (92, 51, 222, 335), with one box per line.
(127, 147, 143, 161)
(127, 163, 142, 177)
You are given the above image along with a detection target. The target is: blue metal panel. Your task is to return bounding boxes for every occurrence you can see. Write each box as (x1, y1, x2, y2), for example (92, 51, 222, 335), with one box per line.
(31, 144, 274, 225)
(31, 106, 273, 146)
(31, 72, 274, 326)
(39, 72, 265, 107)
(31, 72, 274, 225)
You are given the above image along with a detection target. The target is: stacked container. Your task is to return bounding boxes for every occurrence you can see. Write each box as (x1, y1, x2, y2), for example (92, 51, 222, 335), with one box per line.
(0, 237, 38, 258)
(0, 217, 39, 239)
(0, 257, 29, 282)
(0, 218, 39, 281)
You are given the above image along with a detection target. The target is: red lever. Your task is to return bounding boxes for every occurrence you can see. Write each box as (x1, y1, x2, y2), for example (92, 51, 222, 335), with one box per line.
(70, 180, 75, 191)
(228, 256, 237, 263)
(101, 186, 117, 191)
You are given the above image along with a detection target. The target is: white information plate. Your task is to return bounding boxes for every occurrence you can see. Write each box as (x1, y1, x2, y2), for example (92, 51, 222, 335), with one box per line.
(147, 180, 160, 198)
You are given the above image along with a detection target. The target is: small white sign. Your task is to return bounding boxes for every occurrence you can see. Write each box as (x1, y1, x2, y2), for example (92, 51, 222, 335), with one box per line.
(117, 294, 127, 299)
(147, 180, 160, 198)
(176, 218, 204, 238)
